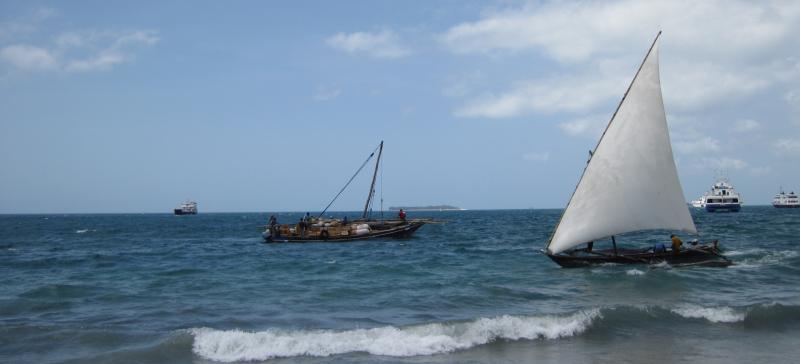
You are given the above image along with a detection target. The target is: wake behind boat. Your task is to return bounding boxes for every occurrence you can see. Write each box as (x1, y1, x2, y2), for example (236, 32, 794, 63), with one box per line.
(542, 32, 731, 268)
(263, 141, 428, 243)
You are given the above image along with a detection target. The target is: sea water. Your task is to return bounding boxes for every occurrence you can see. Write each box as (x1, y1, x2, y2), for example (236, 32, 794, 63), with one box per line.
(1, 207, 799, 363)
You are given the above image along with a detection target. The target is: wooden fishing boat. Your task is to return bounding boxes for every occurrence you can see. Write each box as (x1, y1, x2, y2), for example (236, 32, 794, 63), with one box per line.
(543, 32, 731, 268)
(264, 219, 427, 243)
(548, 241, 730, 268)
(263, 141, 428, 243)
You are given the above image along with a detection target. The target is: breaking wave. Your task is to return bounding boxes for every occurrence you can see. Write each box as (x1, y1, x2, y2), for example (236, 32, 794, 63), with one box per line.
(191, 310, 600, 362)
(671, 305, 745, 323)
(188, 303, 800, 362)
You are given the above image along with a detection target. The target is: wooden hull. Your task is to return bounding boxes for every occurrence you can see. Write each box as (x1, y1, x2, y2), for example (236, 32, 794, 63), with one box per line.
(546, 244, 731, 268)
(264, 220, 425, 243)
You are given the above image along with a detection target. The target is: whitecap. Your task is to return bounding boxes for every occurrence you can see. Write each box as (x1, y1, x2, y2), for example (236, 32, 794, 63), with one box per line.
(724, 248, 765, 257)
(732, 250, 799, 268)
(626, 269, 645, 276)
(76, 229, 89, 234)
(671, 305, 744, 323)
(651, 261, 671, 269)
(191, 310, 600, 362)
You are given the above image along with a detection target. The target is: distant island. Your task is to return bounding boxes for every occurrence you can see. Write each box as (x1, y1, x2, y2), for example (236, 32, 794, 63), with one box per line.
(388, 205, 465, 211)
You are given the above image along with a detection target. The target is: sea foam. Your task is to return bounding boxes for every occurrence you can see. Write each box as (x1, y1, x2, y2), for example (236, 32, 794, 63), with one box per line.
(671, 305, 745, 323)
(191, 310, 600, 362)
(626, 269, 645, 276)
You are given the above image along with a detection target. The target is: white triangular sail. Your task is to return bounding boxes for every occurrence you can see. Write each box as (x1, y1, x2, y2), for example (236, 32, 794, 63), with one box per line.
(547, 34, 697, 255)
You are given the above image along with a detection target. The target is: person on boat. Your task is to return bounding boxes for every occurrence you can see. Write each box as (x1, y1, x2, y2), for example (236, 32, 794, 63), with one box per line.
(670, 234, 683, 254)
(299, 216, 307, 238)
(398, 209, 407, 221)
(268, 215, 278, 237)
(342, 215, 348, 225)
(585, 241, 593, 252)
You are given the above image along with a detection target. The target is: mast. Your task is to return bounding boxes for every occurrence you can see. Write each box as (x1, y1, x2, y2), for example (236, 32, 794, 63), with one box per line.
(363, 140, 383, 219)
(546, 31, 663, 252)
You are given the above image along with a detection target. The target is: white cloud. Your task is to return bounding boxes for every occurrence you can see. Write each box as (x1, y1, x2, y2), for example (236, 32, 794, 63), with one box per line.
(774, 139, 800, 156)
(523, 152, 549, 162)
(455, 71, 627, 118)
(674, 137, 721, 155)
(694, 157, 748, 171)
(786, 89, 800, 108)
(64, 51, 125, 72)
(557, 114, 607, 138)
(0, 44, 58, 71)
(1, 30, 159, 73)
(444, 0, 800, 118)
(0, 6, 57, 41)
(326, 30, 410, 59)
(313, 85, 341, 101)
(733, 119, 761, 133)
(441, 1, 800, 62)
(662, 61, 775, 110)
(749, 165, 772, 176)
(32, 6, 58, 22)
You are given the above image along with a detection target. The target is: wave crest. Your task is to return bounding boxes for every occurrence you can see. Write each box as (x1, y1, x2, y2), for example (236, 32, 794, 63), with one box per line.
(671, 305, 745, 323)
(191, 310, 600, 362)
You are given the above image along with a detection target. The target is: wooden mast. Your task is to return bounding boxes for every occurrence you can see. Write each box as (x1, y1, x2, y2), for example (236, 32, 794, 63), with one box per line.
(363, 141, 383, 219)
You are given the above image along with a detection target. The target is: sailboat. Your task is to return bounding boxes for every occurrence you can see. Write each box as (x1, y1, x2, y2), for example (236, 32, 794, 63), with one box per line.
(263, 141, 427, 243)
(543, 32, 731, 268)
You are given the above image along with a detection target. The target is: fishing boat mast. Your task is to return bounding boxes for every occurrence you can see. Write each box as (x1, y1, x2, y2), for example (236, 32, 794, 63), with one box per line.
(363, 141, 384, 219)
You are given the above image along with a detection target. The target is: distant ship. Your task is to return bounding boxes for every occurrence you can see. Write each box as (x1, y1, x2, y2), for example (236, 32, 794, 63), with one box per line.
(702, 179, 741, 212)
(690, 196, 706, 208)
(773, 188, 799, 208)
(174, 200, 198, 215)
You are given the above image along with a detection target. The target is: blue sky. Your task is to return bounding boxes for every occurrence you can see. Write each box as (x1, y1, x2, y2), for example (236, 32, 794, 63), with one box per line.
(2, 1, 799, 213)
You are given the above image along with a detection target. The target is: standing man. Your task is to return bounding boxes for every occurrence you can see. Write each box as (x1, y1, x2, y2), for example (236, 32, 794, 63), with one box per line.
(398, 208, 407, 221)
(670, 234, 683, 254)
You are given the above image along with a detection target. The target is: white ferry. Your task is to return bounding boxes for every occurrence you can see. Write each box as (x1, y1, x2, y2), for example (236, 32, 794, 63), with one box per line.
(174, 200, 198, 215)
(702, 179, 741, 212)
(773, 188, 799, 208)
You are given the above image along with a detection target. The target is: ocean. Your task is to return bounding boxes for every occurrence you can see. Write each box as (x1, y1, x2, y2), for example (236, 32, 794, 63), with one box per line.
(1, 207, 799, 363)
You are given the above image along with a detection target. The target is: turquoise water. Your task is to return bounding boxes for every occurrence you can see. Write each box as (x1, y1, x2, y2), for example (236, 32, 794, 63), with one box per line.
(1, 207, 799, 363)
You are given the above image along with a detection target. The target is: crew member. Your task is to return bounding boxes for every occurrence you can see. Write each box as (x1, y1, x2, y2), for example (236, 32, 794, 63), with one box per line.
(670, 234, 683, 254)
(268, 215, 277, 228)
(398, 209, 407, 221)
(268, 215, 278, 237)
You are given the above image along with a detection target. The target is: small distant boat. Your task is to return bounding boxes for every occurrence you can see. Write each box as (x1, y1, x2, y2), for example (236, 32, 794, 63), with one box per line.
(690, 196, 706, 208)
(543, 32, 730, 268)
(263, 141, 428, 243)
(174, 201, 198, 215)
(702, 179, 741, 212)
(773, 188, 799, 208)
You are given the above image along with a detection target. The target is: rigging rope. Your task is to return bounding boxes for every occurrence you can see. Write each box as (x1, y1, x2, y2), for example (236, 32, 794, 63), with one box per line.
(318, 144, 380, 218)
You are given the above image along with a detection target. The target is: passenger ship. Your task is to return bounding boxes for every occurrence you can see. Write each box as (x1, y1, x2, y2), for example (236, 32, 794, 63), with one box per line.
(702, 179, 741, 212)
(773, 188, 799, 208)
(174, 200, 198, 215)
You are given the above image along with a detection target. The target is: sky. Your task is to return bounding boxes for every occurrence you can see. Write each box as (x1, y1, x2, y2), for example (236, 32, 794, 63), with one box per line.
(1, 0, 799, 213)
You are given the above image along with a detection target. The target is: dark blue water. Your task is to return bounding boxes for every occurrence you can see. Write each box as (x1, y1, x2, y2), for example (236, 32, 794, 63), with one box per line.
(1, 208, 799, 363)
